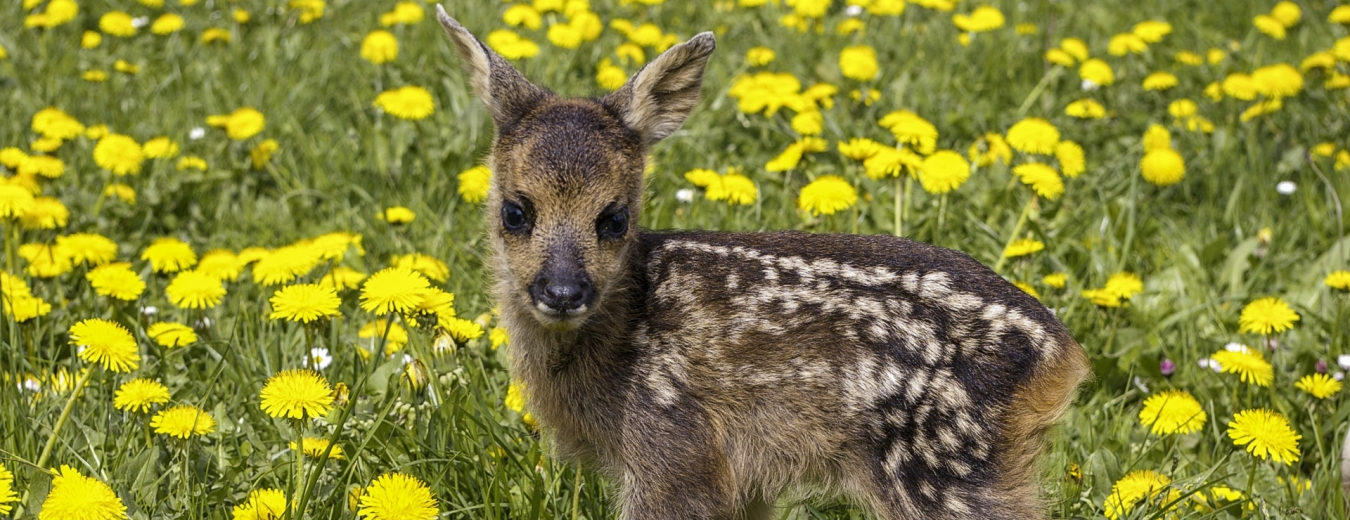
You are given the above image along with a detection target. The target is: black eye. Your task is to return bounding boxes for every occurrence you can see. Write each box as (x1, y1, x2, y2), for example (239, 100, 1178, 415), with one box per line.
(597, 206, 628, 240)
(502, 200, 531, 234)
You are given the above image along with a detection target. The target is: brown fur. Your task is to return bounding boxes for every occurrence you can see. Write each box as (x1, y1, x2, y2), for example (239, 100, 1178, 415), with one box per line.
(435, 6, 1090, 519)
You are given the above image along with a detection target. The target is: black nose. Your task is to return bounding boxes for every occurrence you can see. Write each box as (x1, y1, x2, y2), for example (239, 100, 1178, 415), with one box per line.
(530, 274, 594, 313)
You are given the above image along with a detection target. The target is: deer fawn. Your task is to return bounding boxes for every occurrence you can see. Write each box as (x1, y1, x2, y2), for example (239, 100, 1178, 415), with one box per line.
(435, 5, 1090, 519)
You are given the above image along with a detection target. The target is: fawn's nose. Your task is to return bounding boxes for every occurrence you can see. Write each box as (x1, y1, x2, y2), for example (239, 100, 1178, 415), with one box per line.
(529, 273, 594, 313)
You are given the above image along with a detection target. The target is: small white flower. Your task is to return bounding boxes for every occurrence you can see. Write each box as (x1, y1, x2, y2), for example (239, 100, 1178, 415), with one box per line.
(195, 317, 214, 329)
(141, 305, 159, 316)
(402, 354, 413, 365)
(131, 16, 150, 28)
(1276, 181, 1296, 195)
(1338, 354, 1350, 371)
(310, 347, 333, 370)
(1081, 79, 1099, 91)
(189, 127, 206, 140)
(675, 188, 696, 203)
(1132, 376, 1150, 394)
(1198, 358, 1222, 372)
(1336, 372, 1346, 382)
(844, 5, 863, 16)
(23, 378, 42, 393)
(1224, 342, 1250, 354)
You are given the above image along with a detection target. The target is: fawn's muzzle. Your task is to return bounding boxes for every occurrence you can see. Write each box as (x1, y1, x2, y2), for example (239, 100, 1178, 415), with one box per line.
(529, 270, 595, 314)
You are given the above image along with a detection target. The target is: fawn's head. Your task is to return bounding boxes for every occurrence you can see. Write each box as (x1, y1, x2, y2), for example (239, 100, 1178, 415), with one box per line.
(436, 6, 715, 331)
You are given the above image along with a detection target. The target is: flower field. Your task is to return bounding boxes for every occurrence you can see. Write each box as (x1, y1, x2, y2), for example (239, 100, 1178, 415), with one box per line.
(2, 0, 1350, 518)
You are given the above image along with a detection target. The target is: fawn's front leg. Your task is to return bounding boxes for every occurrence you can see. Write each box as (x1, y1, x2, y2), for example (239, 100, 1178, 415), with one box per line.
(619, 406, 738, 520)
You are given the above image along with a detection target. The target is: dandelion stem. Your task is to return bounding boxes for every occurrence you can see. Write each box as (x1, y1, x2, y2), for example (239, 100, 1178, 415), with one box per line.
(1243, 455, 1258, 508)
(994, 196, 1037, 273)
(571, 463, 583, 520)
(292, 421, 305, 520)
(1017, 65, 1061, 116)
(15, 367, 96, 518)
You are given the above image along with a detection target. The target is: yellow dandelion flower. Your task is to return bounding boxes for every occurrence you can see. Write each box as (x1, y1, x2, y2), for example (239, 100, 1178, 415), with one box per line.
(1141, 149, 1185, 187)
(70, 318, 140, 372)
(100, 11, 137, 37)
(1058, 38, 1089, 61)
(196, 250, 242, 281)
(746, 46, 775, 66)
(1003, 238, 1044, 258)
(503, 4, 542, 29)
(148, 322, 197, 348)
(141, 237, 197, 273)
(18, 155, 64, 181)
(1104, 272, 1143, 300)
(1332, 5, 1350, 24)
(362, 30, 399, 65)
(444, 317, 486, 342)
(707, 172, 758, 205)
(380, 206, 416, 224)
(359, 321, 409, 354)
(40, 465, 127, 520)
(1270, 2, 1300, 27)
(374, 86, 435, 121)
(878, 110, 938, 154)
(839, 45, 879, 81)
(1045, 48, 1075, 66)
(1167, 99, 1197, 119)
(1132, 20, 1172, 43)
(291, 0, 328, 23)
(1078, 58, 1115, 87)
(1254, 14, 1285, 39)
(490, 327, 509, 349)
(1012, 162, 1064, 199)
(1083, 288, 1121, 306)
(1252, 63, 1303, 98)
(20, 243, 74, 278)
(318, 266, 367, 292)
(797, 175, 858, 216)
(232, 489, 287, 520)
(1211, 348, 1273, 387)
(791, 111, 823, 136)
(486, 29, 540, 60)
(596, 58, 627, 90)
(378, 1, 422, 26)
(114, 378, 170, 413)
(177, 156, 208, 172)
(0, 185, 35, 218)
(113, 60, 139, 75)
(82, 31, 102, 49)
(207, 107, 265, 141)
(1295, 373, 1341, 399)
(5, 295, 52, 322)
(1301, 51, 1335, 72)
(917, 150, 970, 194)
(1138, 389, 1205, 435)
(86, 263, 145, 301)
(1228, 408, 1300, 464)
(102, 183, 135, 204)
(457, 165, 492, 204)
(1142, 71, 1178, 91)
(1056, 141, 1085, 178)
(1103, 470, 1172, 520)
(234, 9, 250, 23)
(1174, 50, 1203, 66)
(151, 404, 216, 439)
(968, 133, 1012, 167)
(1325, 270, 1350, 291)
(290, 437, 345, 459)
(952, 6, 1004, 33)
(393, 253, 451, 283)
(1006, 118, 1060, 155)
(250, 139, 279, 170)
(32, 108, 84, 140)
(93, 134, 144, 175)
(358, 472, 439, 520)
(1042, 273, 1067, 289)
(56, 233, 118, 266)
(1222, 73, 1258, 100)
(0, 463, 14, 516)
(201, 28, 231, 44)
(259, 369, 334, 419)
(150, 13, 184, 35)
(361, 266, 430, 315)
(269, 283, 341, 323)
(1238, 296, 1299, 335)
(251, 243, 323, 286)
(1065, 99, 1105, 119)
(505, 381, 527, 412)
(1107, 33, 1147, 56)
(1012, 281, 1039, 299)
(166, 270, 226, 309)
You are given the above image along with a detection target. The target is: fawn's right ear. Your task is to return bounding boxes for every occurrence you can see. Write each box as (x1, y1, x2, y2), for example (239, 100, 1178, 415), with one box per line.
(436, 5, 549, 129)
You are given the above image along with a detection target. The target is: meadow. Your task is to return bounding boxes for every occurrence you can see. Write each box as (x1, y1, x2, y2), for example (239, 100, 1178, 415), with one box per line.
(2, 0, 1350, 518)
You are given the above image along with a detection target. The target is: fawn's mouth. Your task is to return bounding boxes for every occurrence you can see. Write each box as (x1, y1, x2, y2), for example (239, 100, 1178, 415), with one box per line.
(530, 302, 591, 332)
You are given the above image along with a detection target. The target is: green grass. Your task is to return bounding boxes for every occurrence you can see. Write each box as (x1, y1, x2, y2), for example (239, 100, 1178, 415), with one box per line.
(1, 0, 1349, 518)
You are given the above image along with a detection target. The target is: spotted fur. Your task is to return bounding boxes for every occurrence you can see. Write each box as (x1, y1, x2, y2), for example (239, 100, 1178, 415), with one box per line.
(436, 6, 1090, 519)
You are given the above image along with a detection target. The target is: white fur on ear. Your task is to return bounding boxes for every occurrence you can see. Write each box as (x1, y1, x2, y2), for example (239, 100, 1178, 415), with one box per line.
(436, 4, 549, 127)
(605, 32, 717, 146)
(436, 5, 498, 120)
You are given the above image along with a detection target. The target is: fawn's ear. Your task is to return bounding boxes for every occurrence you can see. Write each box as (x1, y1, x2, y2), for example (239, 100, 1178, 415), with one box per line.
(603, 32, 716, 146)
(436, 5, 549, 129)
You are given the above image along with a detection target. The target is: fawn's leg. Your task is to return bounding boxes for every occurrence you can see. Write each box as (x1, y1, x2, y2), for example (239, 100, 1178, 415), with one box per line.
(618, 407, 738, 520)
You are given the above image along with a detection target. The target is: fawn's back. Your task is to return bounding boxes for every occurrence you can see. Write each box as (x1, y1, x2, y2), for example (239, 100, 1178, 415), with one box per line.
(434, 5, 1090, 518)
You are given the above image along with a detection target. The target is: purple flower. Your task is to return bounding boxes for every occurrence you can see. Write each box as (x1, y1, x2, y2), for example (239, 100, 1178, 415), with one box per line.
(1160, 358, 1176, 377)
(1316, 359, 1328, 374)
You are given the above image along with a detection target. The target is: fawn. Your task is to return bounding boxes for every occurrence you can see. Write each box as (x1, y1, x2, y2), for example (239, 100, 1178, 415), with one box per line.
(435, 6, 1090, 519)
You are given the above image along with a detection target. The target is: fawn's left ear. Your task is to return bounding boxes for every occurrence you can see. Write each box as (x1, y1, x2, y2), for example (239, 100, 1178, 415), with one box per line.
(603, 32, 716, 147)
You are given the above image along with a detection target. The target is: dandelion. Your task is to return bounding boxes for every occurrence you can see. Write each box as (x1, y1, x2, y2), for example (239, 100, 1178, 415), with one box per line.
(19, 155, 64, 179)
(1006, 118, 1060, 155)
(1064, 99, 1105, 119)
(444, 317, 486, 342)
(269, 283, 341, 323)
(359, 321, 409, 354)
(1056, 141, 1085, 178)
(1011, 163, 1064, 200)
(1043, 273, 1067, 289)
(147, 322, 197, 348)
(1222, 73, 1258, 100)
(1132, 20, 1172, 43)
(1295, 373, 1341, 399)
(1251, 64, 1303, 98)
(141, 238, 197, 273)
(1045, 49, 1075, 66)
(82, 31, 102, 49)
(1003, 239, 1044, 258)
(1142, 72, 1177, 91)
(746, 46, 775, 66)
(1254, 14, 1285, 39)
(707, 172, 758, 205)
(839, 45, 879, 81)
(100, 11, 137, 37)
(1238, 297, 1299, 335)
(503, 4, 542, 29)
(290, 436, 346, 459)
(1138, 390, 1206, 435)
(362, 30, 399, 65)
(916, 151, 970, 194)
(1174, 51, 1203, 66)
(87, 263, 146, 301)
(1103, 272, 1143, 300)
(457, 165, 491, 204)
(358, 472, 439, 520)
(40, 466, 128, 520)
(177, 156, 208, 171)
(1012, 282, 1038, 298)
(292, 0, 328, 23)
(1326, 270, 1350, 291)
(1228, 409, 1300, 464)
(952, 6, 1005, 32)
(1211, 348, 1273, 387)
(1141, 149, 1184, 187)
(56, 233, 118, 266)
(151, 404, 216, 438)
(596, 59, 627, 90)
(201, 28, 231, 44)
(113, 60, 139, 75)
(361, 267, 430, 316)
(93, 134, 144, 175)
(486, 30, 540, 60)
(232, 489, 287, 520)
(797, 176, 858, 216)
(166, 270, 227, 309)
(1078, 59, 1114, 87)
(206, 107, 265, 141)
(319, 266, 367, 292)
(0, 462, 16, 516)
(20, 243, 74, 278)
(0, 185, 35, 218)
(251, 244, 323, 286)
(113, 378, 171, 413)
(1103, 470, 1172, 520)
(791, 111, 823, 135)
(379, 1, 423, 26)
(490, 327, 509, 349)
(259, 369, 334, 419)
(70, 318, 140, 372)
(251, 139, 278, 169)
(374, 86, 435, 120)
(968, 133, 1012, 167)
(878, 110, 938, 154)
(150, 13, 184, 34)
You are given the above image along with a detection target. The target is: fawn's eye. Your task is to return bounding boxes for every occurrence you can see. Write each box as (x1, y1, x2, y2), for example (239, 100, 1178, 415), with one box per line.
(502, 200, 531, 234)
(597, 206, 628, 240)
